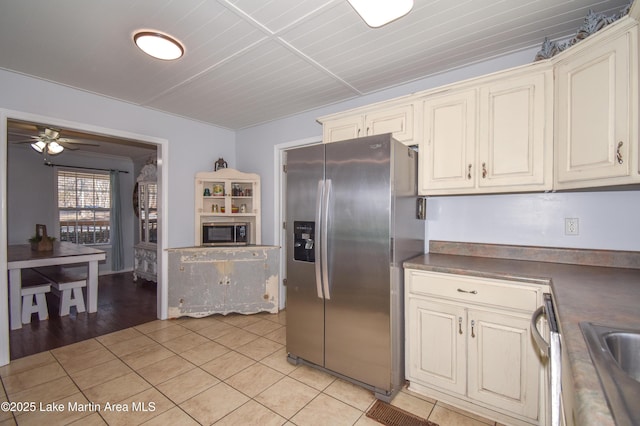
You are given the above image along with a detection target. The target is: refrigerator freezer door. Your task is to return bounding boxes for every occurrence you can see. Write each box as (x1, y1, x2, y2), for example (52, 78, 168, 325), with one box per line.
(324, 135, 393, 391)
(286, 144, 325, 367)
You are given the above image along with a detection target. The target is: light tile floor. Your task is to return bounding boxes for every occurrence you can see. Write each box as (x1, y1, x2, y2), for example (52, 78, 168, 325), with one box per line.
(0, 312, 500, 425)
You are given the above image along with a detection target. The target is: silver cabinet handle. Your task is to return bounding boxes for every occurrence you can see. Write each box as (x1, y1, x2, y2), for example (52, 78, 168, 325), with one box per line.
(617, 141, 624, 164)
(482, 162, 487, 178)
(458, 317, 463, 335)
(457, 288, 477, 294)
(471, 319, 476, 338)
(467, 164, 472, 180)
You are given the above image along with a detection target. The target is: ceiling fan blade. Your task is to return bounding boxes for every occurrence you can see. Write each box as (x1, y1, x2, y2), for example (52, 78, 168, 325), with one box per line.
(59, 144, 79, 151)
(7, 120, 39, 133)
(11, 139, 39, 144)
(58, 139, 100, 146)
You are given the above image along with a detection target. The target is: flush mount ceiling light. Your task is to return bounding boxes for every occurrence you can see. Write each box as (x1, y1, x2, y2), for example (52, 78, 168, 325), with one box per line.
(134, 31, 184, 60)
(347, 0, 414, 28)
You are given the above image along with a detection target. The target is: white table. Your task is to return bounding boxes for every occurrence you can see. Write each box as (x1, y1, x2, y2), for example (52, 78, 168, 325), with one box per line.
(8, 242, 106, 330)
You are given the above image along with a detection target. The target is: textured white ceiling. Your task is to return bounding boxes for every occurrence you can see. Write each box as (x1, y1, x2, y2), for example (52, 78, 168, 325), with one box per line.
(0, 0, 633, 131)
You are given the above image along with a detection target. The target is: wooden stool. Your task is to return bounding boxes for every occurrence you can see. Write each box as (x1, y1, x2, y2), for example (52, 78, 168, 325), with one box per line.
(21, 284, 51, 324)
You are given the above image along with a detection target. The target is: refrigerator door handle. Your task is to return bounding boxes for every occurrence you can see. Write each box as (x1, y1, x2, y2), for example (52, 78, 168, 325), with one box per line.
(314, 180, 325, 299)
(321, 179, 332, 300)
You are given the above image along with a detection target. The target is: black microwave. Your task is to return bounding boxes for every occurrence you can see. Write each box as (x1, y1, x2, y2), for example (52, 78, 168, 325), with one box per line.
(202, 222, 249, 246)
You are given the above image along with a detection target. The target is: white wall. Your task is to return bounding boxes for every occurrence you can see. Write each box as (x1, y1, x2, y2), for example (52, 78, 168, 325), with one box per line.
(1, 69, 236, 249)
(7, 145, 137, 272)
(236, 47, 640, 252)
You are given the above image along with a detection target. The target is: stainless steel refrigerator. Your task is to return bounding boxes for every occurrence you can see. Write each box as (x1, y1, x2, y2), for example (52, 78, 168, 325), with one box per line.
(285, 133, 425, 402)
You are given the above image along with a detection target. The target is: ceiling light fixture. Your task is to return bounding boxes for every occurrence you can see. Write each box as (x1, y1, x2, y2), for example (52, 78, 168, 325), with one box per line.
(347, 0, 414, 28)
(31, 141, 64, 155)
(134, 31, 184, 60)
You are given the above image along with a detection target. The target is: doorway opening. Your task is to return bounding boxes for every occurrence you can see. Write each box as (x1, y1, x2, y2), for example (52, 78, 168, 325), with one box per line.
(1, 110, 168, 364)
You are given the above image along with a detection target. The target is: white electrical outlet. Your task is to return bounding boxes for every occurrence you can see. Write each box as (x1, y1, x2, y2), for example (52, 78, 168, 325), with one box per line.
(565, 218, 579, 235)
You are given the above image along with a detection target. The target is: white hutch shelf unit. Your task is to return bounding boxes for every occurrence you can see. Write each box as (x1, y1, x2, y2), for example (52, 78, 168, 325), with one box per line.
(195, 168, 261, 246)
(133, 163, 158, 283)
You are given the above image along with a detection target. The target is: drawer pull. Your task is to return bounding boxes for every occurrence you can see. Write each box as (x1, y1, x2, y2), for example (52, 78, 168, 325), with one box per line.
(457, 288, 478, 294)
(467, 164, 472, 180)
(471, 319, 476, 338)
(458, 317, 463, 334)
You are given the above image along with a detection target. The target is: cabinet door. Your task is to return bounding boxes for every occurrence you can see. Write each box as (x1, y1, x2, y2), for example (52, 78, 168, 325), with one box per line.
(478, 70, 551, 191)
(467, 309, 540, 421)
(323, 115, 364, 143)
(224, 255, 274, 313)
(365, 104, 415, 144)
(555, 24, 637, 188)
(407, 297, 466, 396)
(167, 258, 227, 316)
(420, 90, 476, 193)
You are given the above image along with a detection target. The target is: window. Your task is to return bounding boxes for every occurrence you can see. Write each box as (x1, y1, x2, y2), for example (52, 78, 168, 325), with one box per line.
(57, 170, 111, 244)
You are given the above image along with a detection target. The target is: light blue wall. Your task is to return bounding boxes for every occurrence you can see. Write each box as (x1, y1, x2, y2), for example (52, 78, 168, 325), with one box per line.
(236, 47, 640, 252)
(3, 45, 639, 254)
(1, 69, 235, 249)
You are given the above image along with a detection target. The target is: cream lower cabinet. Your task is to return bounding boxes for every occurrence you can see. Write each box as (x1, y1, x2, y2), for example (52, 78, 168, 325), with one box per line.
(319, 102, 417, 145)
(406, 269, 547, 426)
(554, 17, 639, 189)
(420, 64, 552, 195)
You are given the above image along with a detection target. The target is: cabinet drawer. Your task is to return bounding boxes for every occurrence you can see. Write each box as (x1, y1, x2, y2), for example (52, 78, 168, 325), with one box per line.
(407, 270, 540, 312)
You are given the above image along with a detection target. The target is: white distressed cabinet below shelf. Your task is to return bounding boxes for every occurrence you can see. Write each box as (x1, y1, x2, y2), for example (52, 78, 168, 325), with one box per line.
(167, 246, 279, 318)
(405, 269, 549, 426)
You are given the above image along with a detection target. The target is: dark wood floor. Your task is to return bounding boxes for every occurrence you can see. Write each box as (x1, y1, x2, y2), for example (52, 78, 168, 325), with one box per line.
(9, 272, 158, 360)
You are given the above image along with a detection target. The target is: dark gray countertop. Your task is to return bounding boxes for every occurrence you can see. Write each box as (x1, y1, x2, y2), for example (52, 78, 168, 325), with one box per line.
(404, 242, 640, 426)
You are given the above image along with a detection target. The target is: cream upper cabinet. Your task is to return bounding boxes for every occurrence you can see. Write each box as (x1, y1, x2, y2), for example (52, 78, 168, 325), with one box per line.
(322, 114, 363, 142)
(405, 269, 547, 426)
(419, 64, 552, 195)
(478, 69, 552, 191)
(319, 101, 418, 145)
(554, 18, 639, 189)
(420, 89, 477, 193)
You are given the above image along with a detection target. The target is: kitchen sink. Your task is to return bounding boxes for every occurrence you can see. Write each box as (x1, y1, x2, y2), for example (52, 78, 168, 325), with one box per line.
(580, 322, 640, 426)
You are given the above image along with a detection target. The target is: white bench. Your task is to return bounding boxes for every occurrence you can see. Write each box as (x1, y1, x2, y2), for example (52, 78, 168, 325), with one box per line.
(20, 269, 51, 324)
(33, 267, 87, 316)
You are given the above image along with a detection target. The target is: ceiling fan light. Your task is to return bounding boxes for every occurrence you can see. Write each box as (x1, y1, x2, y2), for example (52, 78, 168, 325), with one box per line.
(48, 141, 64, 155)
(347, 0, 414, 28)
(31, 141, 46, 153)
(134, 31, 184, 60)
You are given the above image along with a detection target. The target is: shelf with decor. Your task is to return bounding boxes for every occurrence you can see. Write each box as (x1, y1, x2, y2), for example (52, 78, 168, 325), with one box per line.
(195, 168, 261, 245)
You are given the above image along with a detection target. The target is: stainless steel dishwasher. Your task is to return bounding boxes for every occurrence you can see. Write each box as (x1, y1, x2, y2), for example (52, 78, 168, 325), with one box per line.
(532, 293, 562, 426)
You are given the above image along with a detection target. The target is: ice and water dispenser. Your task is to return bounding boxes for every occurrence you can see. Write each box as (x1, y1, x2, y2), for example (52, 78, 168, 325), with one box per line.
(293, 221, 315, 262)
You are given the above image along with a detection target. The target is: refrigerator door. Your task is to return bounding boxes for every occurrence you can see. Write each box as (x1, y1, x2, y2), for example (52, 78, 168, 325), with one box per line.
(285, 144, 326, 366)
(324, 135, 393, 390)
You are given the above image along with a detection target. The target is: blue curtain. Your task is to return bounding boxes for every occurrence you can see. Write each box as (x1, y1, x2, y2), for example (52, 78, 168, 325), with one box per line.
(110, 170, 124, 271)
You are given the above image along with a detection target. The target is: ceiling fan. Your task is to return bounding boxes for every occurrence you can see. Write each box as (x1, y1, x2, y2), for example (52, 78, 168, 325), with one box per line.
(10, 125, 100, 157)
